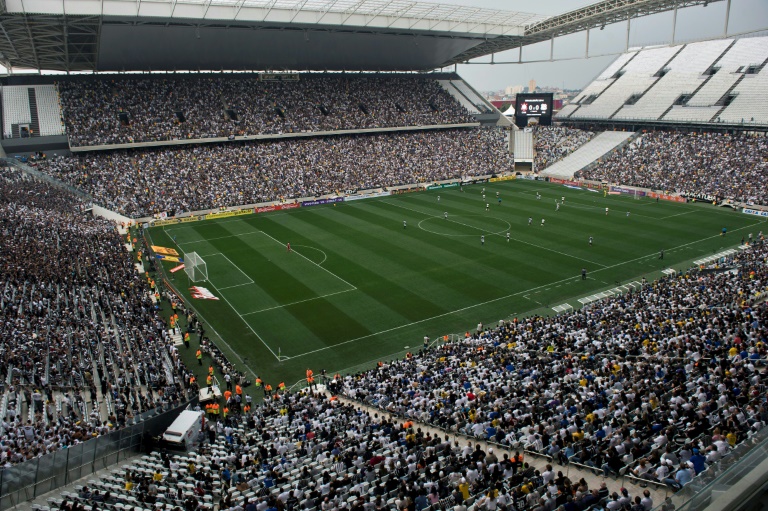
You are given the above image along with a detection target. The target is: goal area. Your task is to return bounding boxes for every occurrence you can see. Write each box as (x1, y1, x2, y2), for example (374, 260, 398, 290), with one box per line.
(185, 252, 208, 282)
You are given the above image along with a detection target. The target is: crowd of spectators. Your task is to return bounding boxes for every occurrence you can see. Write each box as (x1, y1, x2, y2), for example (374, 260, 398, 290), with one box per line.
(36, 128, 513, 218)
(49, 388, 655, 511)
(534, 127, 595, 171)
(576, 131, 768, 205)
(338, 240, 768, 499)
(58, 75, 475, 147)
(0, 165, 195, 466)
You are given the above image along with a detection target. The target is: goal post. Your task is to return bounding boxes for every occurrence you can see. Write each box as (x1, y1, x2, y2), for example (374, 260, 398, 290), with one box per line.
(184, 251, 208, 282)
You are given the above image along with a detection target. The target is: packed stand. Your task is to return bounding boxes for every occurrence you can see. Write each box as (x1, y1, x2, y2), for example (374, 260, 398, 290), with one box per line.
(58, 75, 475, 147)
(47, 389, 645, 511)
(0, 166, 195, 466)
(36, 128, 513, 218)
(338, 241, 768, 495)
(576, 131, 768, 205)
(534, 127, 595, 171)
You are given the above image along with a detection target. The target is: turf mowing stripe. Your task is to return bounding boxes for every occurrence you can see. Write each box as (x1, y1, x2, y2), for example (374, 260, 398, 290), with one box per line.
(400, 189, 639, 263)
(256, 212, 458, 319)
(384, 199, 609, 268)
(210, 252, 255, 285)
(293, 203, 549, 299)
(257, 230, 357, 291)
(281, 220, 764, 361)
(205, 231, 329, 312)
(241, 288, 356, 315)
(190, 259, 282, 362)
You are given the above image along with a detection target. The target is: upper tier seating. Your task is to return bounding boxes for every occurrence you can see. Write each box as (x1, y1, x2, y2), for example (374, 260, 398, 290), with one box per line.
(57, 75, 475, 147)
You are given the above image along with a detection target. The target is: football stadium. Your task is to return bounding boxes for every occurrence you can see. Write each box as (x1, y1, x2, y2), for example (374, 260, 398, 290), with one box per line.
(0, 0, 767, 510)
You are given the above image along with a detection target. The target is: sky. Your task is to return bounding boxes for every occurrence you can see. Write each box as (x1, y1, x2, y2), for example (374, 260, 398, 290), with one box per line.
(439, 0, 768, 92)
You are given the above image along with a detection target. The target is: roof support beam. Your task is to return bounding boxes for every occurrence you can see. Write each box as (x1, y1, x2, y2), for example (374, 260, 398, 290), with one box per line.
(20, 0, 41, 71)
(362, 0, 397, 27)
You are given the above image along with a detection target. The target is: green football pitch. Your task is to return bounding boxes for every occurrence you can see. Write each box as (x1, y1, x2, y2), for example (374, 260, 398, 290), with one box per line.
(146, 179, 766, 387)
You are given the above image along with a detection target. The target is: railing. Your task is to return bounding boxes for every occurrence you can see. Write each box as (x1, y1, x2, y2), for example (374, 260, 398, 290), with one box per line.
(0, 397, 196, 510)
(662, 427, 768, 511)
(1, 158, 94, 202)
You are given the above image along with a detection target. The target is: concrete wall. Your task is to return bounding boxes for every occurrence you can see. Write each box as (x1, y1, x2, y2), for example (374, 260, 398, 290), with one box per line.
(1, 135, 70, 157)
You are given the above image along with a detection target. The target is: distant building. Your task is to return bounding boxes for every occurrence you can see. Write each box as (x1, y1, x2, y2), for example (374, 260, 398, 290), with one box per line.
(505, 85, 524, 95)
(528, 79, 537, 93)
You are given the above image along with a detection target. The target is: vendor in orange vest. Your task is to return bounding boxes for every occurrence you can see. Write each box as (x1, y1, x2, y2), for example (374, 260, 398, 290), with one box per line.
(264, 383, 272, 396)
(306, 368, 315, 390)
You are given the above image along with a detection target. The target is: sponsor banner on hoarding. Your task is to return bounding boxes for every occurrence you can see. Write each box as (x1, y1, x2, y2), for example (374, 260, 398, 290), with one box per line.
(743, 208, 768, 217)
(179, 215, 204, 223)
(646, 192, 687, 203)
(190, 286, 219, 300)
(426, 182, 459, 190)
(152, 246, 179, 256)
(346, 191, 391, 201)
(206, 209, 253, 220)
(391, 187, 420, 195)
(255, 203, 300, 214)
(462, 178, 488, 185)
(519, 174, 539, 181)
(170, 264, 186, 273)
(152, 218, 180, 227)
(611, 186, 646, 197)
(301, 197, 345, 207)
(489, 175, 516, 183)
(550, 178, 581, 187)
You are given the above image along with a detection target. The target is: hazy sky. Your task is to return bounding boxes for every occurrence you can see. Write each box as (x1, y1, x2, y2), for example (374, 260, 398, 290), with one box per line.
(441, 0, 768, 91)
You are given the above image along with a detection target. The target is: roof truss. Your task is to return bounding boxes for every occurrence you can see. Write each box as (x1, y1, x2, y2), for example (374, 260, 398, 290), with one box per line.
(440, 0, 725, 66)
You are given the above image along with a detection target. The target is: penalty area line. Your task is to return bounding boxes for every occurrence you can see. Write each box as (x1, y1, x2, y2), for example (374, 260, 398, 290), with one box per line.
(241, 288, 356, 316)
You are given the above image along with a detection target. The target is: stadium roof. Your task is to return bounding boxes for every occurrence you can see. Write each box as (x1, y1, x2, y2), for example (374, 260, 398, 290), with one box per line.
(0, 0, 722, 72)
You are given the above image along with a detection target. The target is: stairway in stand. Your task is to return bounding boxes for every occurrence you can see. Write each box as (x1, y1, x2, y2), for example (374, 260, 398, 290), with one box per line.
(27, 88, 40, 137)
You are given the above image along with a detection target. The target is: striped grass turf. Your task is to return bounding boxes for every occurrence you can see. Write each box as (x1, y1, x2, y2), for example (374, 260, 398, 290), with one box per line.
(147, 179, 765, 387)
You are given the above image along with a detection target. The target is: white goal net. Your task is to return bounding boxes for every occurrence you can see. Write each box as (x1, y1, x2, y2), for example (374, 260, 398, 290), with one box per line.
(185, 252, 208, 282)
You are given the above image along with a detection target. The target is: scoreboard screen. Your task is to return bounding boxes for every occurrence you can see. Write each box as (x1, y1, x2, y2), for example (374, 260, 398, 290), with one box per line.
(514, 93, 554, 127)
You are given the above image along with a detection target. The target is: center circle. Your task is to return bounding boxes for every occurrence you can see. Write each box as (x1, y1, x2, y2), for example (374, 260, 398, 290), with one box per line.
(418, 215, 512, 237)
